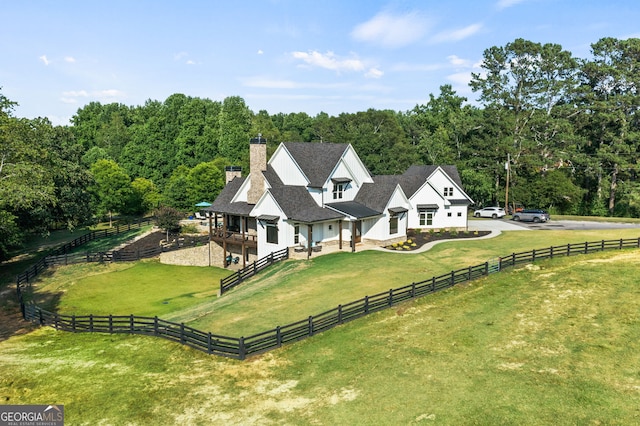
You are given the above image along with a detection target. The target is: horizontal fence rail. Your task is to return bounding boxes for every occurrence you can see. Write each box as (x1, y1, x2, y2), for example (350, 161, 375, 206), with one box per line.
(220, 247, 289, 294)
(17, 237, 640, 360)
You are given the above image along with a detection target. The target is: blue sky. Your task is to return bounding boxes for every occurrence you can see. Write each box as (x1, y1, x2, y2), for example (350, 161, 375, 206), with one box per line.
(2, 0, 639, 126)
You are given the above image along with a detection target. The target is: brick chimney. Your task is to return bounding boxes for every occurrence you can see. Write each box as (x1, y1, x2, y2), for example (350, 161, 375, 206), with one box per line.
(247, 134, 267, 204)
(224, 166, 242, 184)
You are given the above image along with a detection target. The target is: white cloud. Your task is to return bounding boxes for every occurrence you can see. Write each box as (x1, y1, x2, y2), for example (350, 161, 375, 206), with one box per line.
(291, 50, 366, 73)
(496, 0, 526, 10)
(62, 90, 89, 97)
(39, 55, 50, 65)
(351, 11, 430, 48)
(64, 56, 76, 63)
(257, 49, 264, 55)
(431, 23, 483, 43)
(186, 60, 196, 65)
(447, 55, 471, 67)
(365, 68, 384, 79)
(60, 89, 124, 104)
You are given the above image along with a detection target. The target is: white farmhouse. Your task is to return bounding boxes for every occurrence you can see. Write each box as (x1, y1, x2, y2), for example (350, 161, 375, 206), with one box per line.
(206, 137, 473, 267)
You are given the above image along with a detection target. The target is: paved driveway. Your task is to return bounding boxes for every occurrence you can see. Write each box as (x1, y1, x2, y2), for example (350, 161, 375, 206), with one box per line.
(469, 218, 640, 232)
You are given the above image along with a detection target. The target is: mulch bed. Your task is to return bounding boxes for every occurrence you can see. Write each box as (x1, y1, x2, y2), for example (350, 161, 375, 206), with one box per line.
(385, 229, 491, 251)
(120, 231, 206, 252)
(121, 229, 491, 253)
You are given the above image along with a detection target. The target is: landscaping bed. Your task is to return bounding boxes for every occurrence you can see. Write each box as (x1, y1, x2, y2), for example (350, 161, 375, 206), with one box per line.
(120, 231, 207, 252)
(384, 229, 491, 251)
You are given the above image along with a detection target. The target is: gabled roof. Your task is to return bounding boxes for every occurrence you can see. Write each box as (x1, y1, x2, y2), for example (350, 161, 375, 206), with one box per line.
(354, 181, 398, 212)
(268, 186, 344, 223)
(206, 177, 253, 215)
(404, 164, 464, 188)
(371, 174, 426, 199)
(282, 142, 349, 188)
(262, 164, 283, 188)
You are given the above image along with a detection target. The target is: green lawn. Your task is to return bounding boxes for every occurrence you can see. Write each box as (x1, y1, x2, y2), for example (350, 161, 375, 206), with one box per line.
(28, 228, 640, 339)
(2, 246, 640, 424)
(180, 228, 640, 336)
(32, 260, 227, 318)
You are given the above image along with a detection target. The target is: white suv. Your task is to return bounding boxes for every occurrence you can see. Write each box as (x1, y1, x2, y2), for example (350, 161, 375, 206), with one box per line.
(473, 207, 506, 219)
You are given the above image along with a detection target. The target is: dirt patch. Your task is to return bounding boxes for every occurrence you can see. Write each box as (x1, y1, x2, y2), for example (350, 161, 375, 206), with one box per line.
(118, 231, 206, 253)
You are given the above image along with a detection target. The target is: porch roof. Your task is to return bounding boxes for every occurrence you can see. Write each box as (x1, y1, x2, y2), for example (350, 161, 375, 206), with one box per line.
(326, 201, 382, 219)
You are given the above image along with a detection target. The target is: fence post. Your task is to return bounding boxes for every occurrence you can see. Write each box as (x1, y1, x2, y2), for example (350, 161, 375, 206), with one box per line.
(450, 270, 455, 287)
(109, 315, 113, 333)
(130, 315, 134, 333)
(253, 261, 257, 275)
(207, 332, 213, 354)
(338, 305, 343, 323)
(154, 316, 159, 335)
(431, 276, 436, 292)
(411, 282, 416, 298)
(89, 314, 93, 332)
(72, 315, 76, 332)
(550, 246, 554, 259)
(239, 337, 246, 360)
(532, 249, 536, 262)
(584, 241, 588, 254)
(388, 288, 393, 306)
(276, 326, 282, 347)
(308, 316, 314, 336)
(619, 238, 623, 249)
(364, 296, 369, 314)
(180, 323, 185, 344)
(601, 240, 605, 251)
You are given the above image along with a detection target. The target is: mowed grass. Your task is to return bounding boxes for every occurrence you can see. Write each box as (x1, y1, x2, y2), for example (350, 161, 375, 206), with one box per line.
(2, 247, 640, 424)
(179, 228, 640, 336)
(31, 260, 228, 317)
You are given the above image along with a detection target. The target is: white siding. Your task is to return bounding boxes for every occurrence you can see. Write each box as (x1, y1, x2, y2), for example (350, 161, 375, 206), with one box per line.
(269, 145, 308, 186)
(343, 146, 373, 185)
(364, 186, 409, 241)
(250, 193, 290, 258)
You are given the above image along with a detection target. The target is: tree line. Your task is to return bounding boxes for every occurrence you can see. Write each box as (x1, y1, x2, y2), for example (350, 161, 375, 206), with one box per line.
(1, 36, 639, 260)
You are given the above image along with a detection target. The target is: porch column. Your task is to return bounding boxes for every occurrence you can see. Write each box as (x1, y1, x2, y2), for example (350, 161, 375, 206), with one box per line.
(241, 217, 246, 269)
(208, 213, 213, 267)
(307, 225, 313, 258)
(222, 215, 228, 265)
(338, 220, 342, 250)
(351, 221, 356, 252)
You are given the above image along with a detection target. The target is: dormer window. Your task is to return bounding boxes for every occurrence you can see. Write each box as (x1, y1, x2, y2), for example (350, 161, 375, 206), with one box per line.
(331, 177, 350, 200)
(332, 183, 344, 199)
(444, 187, 454, 197)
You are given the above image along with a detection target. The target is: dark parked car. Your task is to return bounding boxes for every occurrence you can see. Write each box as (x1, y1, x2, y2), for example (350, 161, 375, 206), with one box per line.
(512, 209, 550, 223)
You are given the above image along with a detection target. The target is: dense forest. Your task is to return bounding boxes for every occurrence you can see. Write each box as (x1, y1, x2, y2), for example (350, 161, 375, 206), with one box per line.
(1, 37, 639, 259)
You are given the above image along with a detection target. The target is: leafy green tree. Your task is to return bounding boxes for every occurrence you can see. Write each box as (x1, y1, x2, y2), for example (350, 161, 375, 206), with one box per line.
(163, 165, 191, 210)
(89, 159, 132, 226)
(0, 93, 57, 257)
(578, 37, 640, 215)
(218, 96, 253, 164)
(187, 161, 225, 208)
(154, 205, 183, 241)
(128, 177, 161, 215)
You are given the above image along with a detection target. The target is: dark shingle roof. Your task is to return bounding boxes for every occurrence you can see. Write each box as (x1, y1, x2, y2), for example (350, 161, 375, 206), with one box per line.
(404, 164, 464, 188)
(283, 142, 349, 188)
(206, 177, 253, 215)
(268, 186, 344, 223)
(354, 181, 398, 212)
(262, 164, 283, 188)
(325, 201, 382, 219)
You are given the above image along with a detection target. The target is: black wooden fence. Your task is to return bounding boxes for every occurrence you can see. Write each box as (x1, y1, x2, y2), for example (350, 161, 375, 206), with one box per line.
(16, 231, 209, 284)
(17, 237, 640, 360)
(219, 247, 290, 294)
